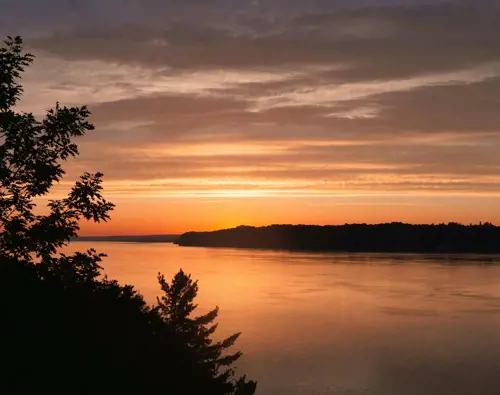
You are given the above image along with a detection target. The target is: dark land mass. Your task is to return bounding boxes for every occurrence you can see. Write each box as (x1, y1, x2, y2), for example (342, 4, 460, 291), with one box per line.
(175, 223, 500, 253)
(75, 235, 179, 243)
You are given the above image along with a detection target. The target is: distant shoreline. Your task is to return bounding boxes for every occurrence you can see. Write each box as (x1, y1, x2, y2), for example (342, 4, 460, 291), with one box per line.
(175, 223, 500, 254)
(74, 235, 179, 243)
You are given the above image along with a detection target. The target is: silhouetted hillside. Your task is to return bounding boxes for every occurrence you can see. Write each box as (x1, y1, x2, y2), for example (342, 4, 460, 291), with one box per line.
(175, 223, 500, 253)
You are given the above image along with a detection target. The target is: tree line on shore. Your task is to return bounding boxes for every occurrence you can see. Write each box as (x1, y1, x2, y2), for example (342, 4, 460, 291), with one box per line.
(176, 223, 500, 253)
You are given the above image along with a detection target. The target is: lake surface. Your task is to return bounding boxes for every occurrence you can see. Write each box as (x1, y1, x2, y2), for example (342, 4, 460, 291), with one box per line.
(66, 242, 500, 395)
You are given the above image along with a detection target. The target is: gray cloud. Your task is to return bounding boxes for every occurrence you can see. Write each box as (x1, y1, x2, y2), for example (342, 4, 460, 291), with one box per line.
(22, 3, 500, 74)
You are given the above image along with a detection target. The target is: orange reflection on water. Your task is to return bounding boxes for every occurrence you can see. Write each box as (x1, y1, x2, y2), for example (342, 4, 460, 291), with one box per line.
(63, 242, 500, 395)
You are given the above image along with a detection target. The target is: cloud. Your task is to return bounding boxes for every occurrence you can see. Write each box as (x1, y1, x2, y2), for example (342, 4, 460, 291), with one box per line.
(250, 63, 500, 111)
(5, 0, 500, 200)
(18, 51, 319, 114)
(21, 3, 500, 75)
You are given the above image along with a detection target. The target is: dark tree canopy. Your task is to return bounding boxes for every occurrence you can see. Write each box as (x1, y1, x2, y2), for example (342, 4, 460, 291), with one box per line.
(0, 37, 256, 395)
(176, 223, 500, 254)
(1, 36, 114, 267)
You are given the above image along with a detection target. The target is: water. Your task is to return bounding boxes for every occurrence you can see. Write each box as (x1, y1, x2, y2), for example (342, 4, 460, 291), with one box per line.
(66, 242, 500, 395)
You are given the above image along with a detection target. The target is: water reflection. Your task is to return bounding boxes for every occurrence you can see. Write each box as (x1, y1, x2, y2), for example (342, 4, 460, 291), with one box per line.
(65, 242, 500, 395)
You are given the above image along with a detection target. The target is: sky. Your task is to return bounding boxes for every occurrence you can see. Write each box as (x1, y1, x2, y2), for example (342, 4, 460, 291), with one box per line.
(2, 0, 500, 234)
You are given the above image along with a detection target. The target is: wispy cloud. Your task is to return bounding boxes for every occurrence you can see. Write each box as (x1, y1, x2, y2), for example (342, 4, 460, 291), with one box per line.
(20, 53, 318, 114)
(251, 63, 500, 111)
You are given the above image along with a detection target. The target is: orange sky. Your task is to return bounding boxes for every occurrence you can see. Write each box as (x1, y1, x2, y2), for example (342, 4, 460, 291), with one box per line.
(8, 1, 500, 235)
(75, 195, 500, 236)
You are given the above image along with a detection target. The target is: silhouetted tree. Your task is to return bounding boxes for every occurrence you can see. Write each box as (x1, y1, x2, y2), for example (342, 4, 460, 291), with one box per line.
(157, 270, 256, 395)
(0, 37, 256, 395)
(0, 35, 114, 288)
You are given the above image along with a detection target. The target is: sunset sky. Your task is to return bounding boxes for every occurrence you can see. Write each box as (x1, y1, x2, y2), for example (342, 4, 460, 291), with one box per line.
(2, 0, 500, 235)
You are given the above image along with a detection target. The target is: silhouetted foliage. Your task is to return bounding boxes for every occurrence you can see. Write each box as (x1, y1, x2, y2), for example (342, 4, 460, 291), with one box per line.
(0, 37, 256, 395)
(176, 223, 500, 253)
(156, 270, 255, 394)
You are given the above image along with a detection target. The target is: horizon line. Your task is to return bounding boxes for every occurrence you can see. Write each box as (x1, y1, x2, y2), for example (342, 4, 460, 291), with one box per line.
(77, 220, 498, 238)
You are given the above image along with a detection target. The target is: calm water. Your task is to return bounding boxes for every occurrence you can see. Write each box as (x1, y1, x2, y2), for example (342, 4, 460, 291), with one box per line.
(66, 242, 500, 395)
